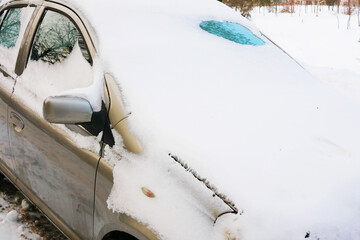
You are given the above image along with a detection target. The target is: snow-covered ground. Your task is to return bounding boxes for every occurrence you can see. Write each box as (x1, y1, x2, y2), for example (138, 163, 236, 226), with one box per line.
(0, 176, 66, 240)
(0, 197, 39, 240)
(0, 177, 41, 240)
(252, 5, 360, 103)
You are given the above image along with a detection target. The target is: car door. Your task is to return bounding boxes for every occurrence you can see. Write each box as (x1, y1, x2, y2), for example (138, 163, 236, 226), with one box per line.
(0, 4, 35, 178)
(0, 7, 14, 175)
(8, 4, 100, 240)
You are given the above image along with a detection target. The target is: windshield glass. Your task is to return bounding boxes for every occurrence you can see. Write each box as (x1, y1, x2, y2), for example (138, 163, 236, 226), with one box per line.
(200, 21, 265, 46)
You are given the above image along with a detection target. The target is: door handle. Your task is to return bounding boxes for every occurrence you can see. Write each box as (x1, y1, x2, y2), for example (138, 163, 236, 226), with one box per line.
(10, 112, 24, 133)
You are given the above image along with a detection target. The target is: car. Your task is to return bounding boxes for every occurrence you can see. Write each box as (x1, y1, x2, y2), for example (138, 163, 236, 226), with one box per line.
(1, 0, 359, 240)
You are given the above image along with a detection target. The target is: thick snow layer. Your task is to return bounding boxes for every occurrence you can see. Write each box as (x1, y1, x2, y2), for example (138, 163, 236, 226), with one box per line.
(15, 43, 95, 115)
(14, 40, 103, 154)
(106, 132, 240, 240)
(61, 0, 360, 239)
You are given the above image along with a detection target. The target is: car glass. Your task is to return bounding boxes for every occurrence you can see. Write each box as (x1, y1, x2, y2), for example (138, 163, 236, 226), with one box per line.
(0, 7, 34, 74)
(0, 8, 21, 48)
(200, 21, 265, 46)
(30, 10, 91, 64)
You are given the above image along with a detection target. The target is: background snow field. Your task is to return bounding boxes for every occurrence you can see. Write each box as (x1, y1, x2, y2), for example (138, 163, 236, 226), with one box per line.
(252, 5, 360, 103)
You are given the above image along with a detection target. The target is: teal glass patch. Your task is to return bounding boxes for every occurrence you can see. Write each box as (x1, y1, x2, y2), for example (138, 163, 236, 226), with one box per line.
(200, 21, 265, 46)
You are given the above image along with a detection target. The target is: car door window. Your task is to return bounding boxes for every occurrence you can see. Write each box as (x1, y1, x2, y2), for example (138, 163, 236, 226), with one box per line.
(0, 8, 21, 48)
(0, 7, 34, 73)
(30, 10, 91, 64)
(16, 9, 94, 117)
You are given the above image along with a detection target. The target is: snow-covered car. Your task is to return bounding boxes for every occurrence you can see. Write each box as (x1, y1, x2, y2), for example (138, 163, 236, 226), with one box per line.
(1, 0, 360, 240)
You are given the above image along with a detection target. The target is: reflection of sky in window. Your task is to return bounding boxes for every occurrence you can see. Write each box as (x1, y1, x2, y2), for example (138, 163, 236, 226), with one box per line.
(200, 21, 265, 46)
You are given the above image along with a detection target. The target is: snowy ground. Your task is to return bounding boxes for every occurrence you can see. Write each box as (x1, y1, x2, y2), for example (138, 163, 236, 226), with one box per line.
(0, 175, 66, 240)
(252, 5, 360, 103)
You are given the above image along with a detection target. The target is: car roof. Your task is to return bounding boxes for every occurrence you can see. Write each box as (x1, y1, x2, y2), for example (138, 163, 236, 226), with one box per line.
(0, 0, 99, 51)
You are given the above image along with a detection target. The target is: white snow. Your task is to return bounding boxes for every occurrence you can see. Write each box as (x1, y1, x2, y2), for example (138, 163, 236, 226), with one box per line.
(0, 195, 40, 240)
(16, 42, 95, 115)
(249, 8, 360, 238)
(252, 5, 360, 102)
(14, 40, 102, 154)
(61, 1, 360, 240)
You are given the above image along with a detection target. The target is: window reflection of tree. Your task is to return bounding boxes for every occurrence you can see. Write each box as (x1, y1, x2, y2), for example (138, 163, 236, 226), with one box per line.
(31, 13, 79, 64)
(0, 8, 21, 48)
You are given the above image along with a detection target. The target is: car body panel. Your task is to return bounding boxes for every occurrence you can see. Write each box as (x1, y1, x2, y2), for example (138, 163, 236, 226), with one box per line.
(0, 76, 14, 172)
(7, 103, 97, 240)
(94, 161, 159, 240)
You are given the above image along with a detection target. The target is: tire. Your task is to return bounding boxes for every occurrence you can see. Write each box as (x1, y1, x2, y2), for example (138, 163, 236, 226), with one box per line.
(103, 232, 138, 240)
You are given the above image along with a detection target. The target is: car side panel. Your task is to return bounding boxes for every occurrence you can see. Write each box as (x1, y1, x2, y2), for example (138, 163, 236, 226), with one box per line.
(94, 161, 158, 240)
(0, 71, 14, 172)
(8, 97, 99, 239)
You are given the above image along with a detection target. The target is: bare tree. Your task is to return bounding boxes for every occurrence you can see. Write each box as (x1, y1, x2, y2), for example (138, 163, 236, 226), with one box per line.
(347, 0, 352, 29)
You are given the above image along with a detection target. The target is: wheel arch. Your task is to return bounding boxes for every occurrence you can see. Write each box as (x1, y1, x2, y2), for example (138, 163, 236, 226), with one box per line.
(102, 231, 138, 240)
(95, 219, 157, 240)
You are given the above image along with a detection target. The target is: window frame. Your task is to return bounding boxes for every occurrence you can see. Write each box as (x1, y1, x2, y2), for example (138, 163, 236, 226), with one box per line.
(0, 2, 37, 78)
(0, 1, 40, 76)
(29, 8, 92, 65)
(15, 1, 97, 76)
(0, 9, 8, 29)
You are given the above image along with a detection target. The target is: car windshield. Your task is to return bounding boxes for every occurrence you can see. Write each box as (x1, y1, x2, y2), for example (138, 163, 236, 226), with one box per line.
(200, 20, 265, 46)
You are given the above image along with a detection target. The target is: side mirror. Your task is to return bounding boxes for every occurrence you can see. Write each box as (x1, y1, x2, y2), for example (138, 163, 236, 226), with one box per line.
(43, 96, 93, 124)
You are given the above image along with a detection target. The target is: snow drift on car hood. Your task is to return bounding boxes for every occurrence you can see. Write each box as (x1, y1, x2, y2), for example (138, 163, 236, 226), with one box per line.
(67, 0, 360, 239)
